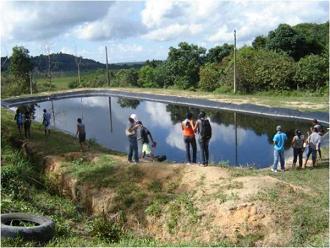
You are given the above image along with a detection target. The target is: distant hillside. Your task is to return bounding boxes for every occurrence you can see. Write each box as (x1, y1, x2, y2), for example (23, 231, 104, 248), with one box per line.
(1, 52, 145, 73)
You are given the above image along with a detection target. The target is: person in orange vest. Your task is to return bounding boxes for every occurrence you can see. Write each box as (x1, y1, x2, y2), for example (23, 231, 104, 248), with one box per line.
(181, 112, 197, 164)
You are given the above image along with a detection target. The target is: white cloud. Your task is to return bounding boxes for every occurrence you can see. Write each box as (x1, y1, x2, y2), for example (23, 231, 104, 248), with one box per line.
(143, 23, 203, 41)
(73, 2, 146, 41)
(208, 25, 233, 43)
(1, 0, 328, 62)
(145, 102, 172, 128)
(166, 124, 186, 151)
(0, 1, 112, 41)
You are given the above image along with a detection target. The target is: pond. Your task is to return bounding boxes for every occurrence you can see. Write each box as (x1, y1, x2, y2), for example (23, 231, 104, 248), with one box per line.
(11, 96, 327, 168)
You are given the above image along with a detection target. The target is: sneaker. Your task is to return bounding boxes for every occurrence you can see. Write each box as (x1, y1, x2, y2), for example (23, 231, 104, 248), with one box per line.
(186, 163, 191, 165)
(271, 168, 277, 173)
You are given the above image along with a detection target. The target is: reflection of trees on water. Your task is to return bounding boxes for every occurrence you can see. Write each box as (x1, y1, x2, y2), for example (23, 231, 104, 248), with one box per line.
(165, 104, 310, 147)
(166, 104, 200, 123)
(117, 98, 141, 109)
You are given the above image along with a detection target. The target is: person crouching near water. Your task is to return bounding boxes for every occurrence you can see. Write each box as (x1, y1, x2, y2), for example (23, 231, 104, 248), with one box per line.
(126, 114, 141, 164)
(181, 112, 197, 165)
(75, 118, 87, 151)
(291, 129, 304, 169)
(137, 121, 156, 160)
(271, 125, 287, 173)
(194, 111, 212, 167)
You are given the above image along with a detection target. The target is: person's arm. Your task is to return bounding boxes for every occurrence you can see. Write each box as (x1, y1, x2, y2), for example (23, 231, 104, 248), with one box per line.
(291, 136, 296, 146)
(147, 130, 155, 144)
(181, 121, 184, 131)
(129, 123, 140, 132)
(273, 135, 277, 145)
(75, 125, 79, 137)
(193, 120, 199, 133)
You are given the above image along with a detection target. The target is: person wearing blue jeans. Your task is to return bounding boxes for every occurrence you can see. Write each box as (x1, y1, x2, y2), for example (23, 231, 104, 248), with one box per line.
(272, 125, 287, 172)
(126, 114, 141, 163)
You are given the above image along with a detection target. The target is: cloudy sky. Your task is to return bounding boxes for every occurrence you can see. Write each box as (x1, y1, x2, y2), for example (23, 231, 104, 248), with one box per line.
(0, 0, 328, 63)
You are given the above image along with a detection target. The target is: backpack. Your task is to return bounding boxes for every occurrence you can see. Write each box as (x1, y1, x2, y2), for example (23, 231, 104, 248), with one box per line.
(200, 119, 212, 140)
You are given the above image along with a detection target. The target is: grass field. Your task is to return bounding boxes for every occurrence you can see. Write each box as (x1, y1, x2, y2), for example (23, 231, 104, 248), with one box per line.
(1, 108, 329, 246)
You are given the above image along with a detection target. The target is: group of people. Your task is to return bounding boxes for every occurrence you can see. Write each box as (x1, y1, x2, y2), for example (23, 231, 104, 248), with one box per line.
(14, 107, 326, 169)
(272, 119, 325, 172)
(14, 108, 52, 138)
(15, 108, 88, 151)
(125, 111, 212, 166)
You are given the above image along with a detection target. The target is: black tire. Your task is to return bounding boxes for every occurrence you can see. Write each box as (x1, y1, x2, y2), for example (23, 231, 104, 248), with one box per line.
(1, 213, 55, 242)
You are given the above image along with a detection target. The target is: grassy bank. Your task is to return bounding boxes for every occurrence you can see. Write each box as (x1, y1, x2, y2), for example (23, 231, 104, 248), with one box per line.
(1, 108, 329, 246)
(30, 74, 329, 112)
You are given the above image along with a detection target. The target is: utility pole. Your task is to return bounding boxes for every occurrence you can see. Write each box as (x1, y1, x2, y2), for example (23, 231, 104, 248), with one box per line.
(233, 29, 237, 94)
(29, 72, 33, 95)
(75, 56, 81, 85)
(105, 46, 110, 86)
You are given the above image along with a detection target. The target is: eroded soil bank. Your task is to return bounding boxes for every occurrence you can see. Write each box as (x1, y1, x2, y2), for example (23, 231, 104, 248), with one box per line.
(14, 138, 324, 246)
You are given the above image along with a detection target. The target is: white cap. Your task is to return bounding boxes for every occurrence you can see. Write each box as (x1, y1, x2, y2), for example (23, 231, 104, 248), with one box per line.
(130, 114, 138, 122)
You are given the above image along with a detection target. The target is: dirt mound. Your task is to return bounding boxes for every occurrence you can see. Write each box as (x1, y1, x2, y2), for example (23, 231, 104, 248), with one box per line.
(18, 140, 306, 246)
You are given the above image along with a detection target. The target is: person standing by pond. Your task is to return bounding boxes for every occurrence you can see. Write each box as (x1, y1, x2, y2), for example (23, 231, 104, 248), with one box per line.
(304, 127, 321, 168)
(75, 118, 87, 152)
(182, 112, 197, 165)
(272, 125, 287, 173)
(14, 109, 23, 137)
(42, 109, 51, 136)
(291, 129, 304, 169)
(126, 114, 140, 164)
(311, 119, 323, 160)
(194, 111, 212, 167)
(24, 110, 32, 139)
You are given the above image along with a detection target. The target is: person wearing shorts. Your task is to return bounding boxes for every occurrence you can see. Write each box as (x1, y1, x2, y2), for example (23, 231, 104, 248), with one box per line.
(75, 118, 87, 151)
(137, 121, 156, 160)
(304, 127, 321, 168)
(42, 109, 51, 136)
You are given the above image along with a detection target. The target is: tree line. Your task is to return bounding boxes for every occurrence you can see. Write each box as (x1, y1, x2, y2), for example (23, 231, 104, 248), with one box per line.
(2, 22, 328, 96)
(109, 22, 328, 94)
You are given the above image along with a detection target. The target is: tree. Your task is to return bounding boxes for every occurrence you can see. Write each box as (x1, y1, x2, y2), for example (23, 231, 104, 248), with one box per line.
(205, 43, 233, 63)
(266, 24, 307, 60)
(219, 47, 296, 92)
(9, 46, 33, 94)
(199, 63, 222, 91)
(138, 65, 157, 88)
(113, 69, 139, 87)
(167, 42, 206, 89)
(293, 22, 329, 55)
(252, 36, 267, 50)
(294, 55, 328, 90)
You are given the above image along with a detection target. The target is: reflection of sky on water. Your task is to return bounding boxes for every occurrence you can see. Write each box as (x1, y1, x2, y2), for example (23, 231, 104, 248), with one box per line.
(24, 96, 314, 168)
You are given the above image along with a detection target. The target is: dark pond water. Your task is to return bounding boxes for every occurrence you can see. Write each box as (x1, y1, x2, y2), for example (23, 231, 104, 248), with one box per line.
(11, 96, 327, 168)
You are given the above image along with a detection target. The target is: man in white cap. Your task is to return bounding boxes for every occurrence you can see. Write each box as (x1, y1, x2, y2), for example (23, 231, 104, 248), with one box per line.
(126, 113, 140, 163)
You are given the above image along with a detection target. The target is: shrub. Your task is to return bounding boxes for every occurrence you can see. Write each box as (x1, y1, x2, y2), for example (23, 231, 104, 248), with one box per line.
(89, 216, 122, 243)
(68, 81, 80, 89)
(199, 63, 223, 91)
(294, 54, 329, 90)
(220, 48, 296, 92)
